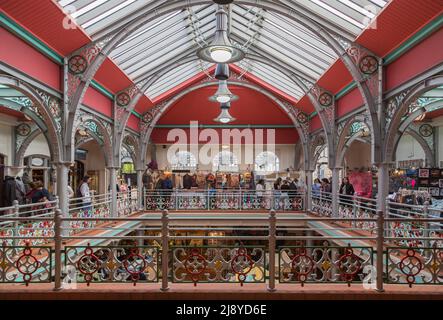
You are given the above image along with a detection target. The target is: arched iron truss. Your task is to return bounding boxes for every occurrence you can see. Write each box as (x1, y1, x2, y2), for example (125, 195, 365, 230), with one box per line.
(384, 75, 443, 164)
(137, 77, 310, 169)
(0, 74, 63, 164)
(74, 111, 114, 167)
(111, 52, 335, 168)
(63, 0, 383, 166)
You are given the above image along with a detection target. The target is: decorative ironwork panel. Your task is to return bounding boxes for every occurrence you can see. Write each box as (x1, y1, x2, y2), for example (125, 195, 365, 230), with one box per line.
(69, 201, 111, 235)
(311, 196, 332, 217)
(386, 245, 442, 286)
(337, 201, 377, 233)
(385, 90, 411, 131)
(117, 191, 138, 216)
(279, 244, 373, 286)
(0, 244, 52, 285)
(65, 245, 158, 285)
(172, 246, 265, 286)
(35, 89, 63, 133)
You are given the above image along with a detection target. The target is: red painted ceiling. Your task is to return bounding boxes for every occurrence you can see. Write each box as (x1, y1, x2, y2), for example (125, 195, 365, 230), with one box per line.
(152, 85, 299, 144)
(158, 86, 293, 125)
(150, 128, 299, 144)
(356, 0, 443, 57)
(1, 1, 134, 95)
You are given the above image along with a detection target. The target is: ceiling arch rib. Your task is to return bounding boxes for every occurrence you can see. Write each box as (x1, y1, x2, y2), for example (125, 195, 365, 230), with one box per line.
(58, 0, 389, 107)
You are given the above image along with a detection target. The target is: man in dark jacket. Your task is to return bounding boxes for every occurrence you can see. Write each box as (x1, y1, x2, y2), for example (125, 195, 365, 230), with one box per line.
(3, 176, 18, 206)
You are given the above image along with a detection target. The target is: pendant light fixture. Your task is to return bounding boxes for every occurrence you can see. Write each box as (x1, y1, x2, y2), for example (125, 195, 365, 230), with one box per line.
(209, 80, 238, 103)
(214, 63, 229, 80)
(197, 6, 244, 64)
(214, 102, 236, 124)
(213, 0, 234, 4)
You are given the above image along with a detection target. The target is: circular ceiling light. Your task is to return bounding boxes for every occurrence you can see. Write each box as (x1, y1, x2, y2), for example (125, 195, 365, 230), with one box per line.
(197, 7, 244, 64)
(209, 80, 238, 103)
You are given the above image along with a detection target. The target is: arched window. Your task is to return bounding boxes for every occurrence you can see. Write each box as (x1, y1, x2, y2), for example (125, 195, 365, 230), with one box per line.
(213, 151, 239, 172)
(255, 151, 279, 175)
(170, 151, 197, 170)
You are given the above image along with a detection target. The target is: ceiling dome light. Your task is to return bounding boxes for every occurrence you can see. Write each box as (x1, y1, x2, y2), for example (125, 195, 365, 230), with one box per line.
(209, 80, 238, 103)
(214, 102, 236, 124)
(197, 7, 244, 64)
(210, 47, 232, 63)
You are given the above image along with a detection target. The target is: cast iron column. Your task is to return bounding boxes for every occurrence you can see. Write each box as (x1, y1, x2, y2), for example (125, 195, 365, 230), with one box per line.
(305, 169, 313, 211)
(136, 169, 144, 211)
(108, 167, 118, 217)
(56, 162, 71, 236)
(331, 168, 340, 217)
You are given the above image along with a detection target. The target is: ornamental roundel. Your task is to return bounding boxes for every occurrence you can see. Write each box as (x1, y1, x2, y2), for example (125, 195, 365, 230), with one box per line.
(290, 248, 314, 286)
(116, 92, 131, 107)
(318, 92, 333, 107)
(296, 112, 308, 124)
(231, 247, 254, 285)
(399, 249, 423, 287)
(68, 55, 88, 74)
(359, 55, 379, 75)
(15, 245, 40, 285)
(142, 112, 154, 124)
(419, 124, 433, 137)
(16, 123, 31, 136)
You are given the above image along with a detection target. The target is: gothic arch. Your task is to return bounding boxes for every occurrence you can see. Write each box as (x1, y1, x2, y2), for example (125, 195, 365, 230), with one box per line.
(14, 128, 42, 167)
(309, 133, 328, 171)
(139, 80, 310, 167)
(74, 114, 113, 167)
(392, 129, 435, 167)
(122, 133, 141, 168)
(385, 75, 443, 163)
(0, 74, 62, 163)
(335, 114, 370, 166)
(337, 130, 371, 169)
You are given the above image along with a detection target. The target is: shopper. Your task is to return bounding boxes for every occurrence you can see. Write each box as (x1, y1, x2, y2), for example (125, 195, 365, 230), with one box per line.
(273, 177, 282, 190)
(288, 178, 298, 208)
(339, 177, 355, 205)
(256, 179, 265, 208)
(77, 176, 92, 212)
(15, 176, 26, 204)
(31, 181, 51, 204)
(312, 178, 321, 197)
(162, 174, 173, 206)
(321, 178, 332, 198)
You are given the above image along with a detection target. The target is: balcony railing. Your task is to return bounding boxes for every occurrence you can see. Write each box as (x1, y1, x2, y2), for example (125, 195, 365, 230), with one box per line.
(0, 198, 441, 290)
(144, 189, 305, 211)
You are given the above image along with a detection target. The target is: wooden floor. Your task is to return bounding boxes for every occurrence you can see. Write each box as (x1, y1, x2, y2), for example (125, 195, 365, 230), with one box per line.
(0, 283, 442, 300)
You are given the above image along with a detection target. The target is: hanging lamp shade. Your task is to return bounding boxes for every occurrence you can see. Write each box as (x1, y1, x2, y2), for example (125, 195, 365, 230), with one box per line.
(213, 0, 234, 4)
(214, 63, 230, 80)
(209, 80, 238, 103)
(197, 7, 244, 64)
(214, 102, 236, 123)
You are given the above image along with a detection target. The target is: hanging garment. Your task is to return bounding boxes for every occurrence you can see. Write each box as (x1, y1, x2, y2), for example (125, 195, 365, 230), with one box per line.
(183, 174, 193, 189)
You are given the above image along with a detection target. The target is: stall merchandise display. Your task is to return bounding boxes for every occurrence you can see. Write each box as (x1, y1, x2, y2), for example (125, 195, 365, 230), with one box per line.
(389, 169, 418, 193)
(416, 168, 443, 199)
